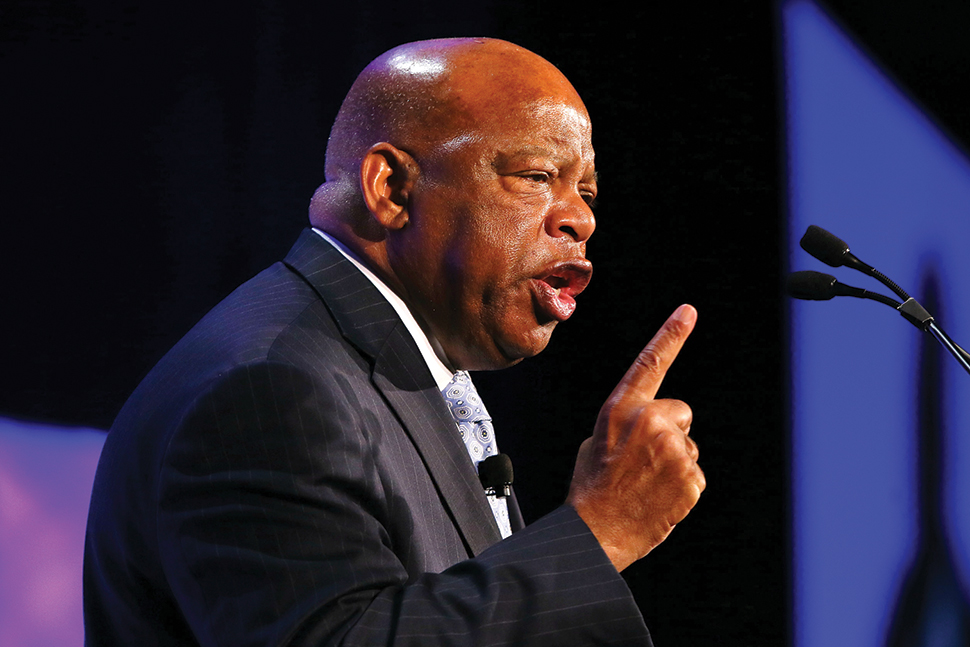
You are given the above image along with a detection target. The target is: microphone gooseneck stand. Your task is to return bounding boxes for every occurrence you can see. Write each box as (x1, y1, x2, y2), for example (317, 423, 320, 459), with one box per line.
(789, 225, 970, 376)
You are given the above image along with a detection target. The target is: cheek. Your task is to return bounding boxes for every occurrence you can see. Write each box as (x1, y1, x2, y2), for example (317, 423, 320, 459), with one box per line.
(458, 206, 536, 301)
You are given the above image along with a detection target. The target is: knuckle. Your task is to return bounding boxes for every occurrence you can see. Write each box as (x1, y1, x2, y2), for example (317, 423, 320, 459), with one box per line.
(639, 404, 665, 429)
(686, 436, 699, 460)
(675, 453, 696, 476)
(693, 467, 707, 495)
(655, 430, 683, 457)
(633, 349, 664, 378)
(673, 399, 693, 419)
(666, 317, 690, 338)
(660, 398, 693, 430)
(662, 315, 693, 344)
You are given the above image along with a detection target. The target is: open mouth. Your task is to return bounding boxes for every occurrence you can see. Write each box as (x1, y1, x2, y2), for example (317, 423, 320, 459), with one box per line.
(531, 261, 593, 322)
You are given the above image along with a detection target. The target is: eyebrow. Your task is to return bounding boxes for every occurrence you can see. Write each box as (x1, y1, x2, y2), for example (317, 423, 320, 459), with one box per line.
(493, 148, 598, 182)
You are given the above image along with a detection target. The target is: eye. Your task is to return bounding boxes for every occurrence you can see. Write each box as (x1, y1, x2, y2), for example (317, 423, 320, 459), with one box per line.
(521, 171, 552, 183)
(580, 188, 598, 208)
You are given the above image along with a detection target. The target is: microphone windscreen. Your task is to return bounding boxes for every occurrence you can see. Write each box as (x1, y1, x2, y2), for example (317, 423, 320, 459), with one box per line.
(800, 225, 850, 267)
(478, 454, 514, 490)
(787, 271, 838, 300)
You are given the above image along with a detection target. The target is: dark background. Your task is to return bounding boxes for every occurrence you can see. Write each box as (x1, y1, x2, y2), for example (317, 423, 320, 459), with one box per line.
(3, 1, 968, 644)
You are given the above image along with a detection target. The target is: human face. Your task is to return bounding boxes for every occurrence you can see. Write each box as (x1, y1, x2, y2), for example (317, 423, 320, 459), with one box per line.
(386, 93, 597, 371)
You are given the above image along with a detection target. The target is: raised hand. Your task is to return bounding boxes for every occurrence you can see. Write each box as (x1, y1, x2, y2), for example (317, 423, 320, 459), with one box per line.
(567, 304, 704, 572)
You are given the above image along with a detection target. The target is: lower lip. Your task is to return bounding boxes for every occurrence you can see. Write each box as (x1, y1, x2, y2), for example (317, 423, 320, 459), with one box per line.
(531, 279, 577, 322)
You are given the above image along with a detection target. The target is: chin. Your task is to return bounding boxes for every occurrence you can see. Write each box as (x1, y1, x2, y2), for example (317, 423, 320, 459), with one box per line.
(493, 323, 556, 367)
(451, 321, 556, 371)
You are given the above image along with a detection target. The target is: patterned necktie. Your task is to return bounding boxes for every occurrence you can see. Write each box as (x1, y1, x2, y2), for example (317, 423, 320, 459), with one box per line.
(442, 371, 512, 538)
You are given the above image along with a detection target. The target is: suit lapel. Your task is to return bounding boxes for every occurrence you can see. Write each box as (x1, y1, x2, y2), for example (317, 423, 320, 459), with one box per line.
(284, 229, 502, 556)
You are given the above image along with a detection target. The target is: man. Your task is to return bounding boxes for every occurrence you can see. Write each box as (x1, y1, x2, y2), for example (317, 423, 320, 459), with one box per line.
(84, 38, 704, 646)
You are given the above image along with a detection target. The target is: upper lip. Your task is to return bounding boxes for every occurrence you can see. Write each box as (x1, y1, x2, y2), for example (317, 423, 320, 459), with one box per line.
(534, 258, 593, 298)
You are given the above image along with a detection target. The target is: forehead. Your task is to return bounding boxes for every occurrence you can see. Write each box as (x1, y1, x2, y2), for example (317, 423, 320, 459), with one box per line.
(449, 93, 596, 171)
(404, 42, 596, 171)
(450, 53, 590, 127)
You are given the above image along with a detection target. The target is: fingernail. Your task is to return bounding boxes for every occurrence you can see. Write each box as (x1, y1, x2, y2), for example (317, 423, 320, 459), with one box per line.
(673, 304, 697, 326)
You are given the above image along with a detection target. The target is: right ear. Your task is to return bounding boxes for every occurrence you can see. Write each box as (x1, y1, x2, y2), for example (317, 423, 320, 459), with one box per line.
(359, 143, 419, 231)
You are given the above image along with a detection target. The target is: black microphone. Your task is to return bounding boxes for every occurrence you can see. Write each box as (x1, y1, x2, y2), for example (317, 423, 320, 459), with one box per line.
(478, 454, 513, 498)
(787, 270, 901, 307)
(800, 225, 867, 271)
(787, 270, 849, 300)
(800, 225, 910, 300)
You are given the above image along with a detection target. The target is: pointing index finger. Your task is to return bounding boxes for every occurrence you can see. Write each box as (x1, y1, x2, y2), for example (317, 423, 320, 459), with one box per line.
(619, 304, 697, 401)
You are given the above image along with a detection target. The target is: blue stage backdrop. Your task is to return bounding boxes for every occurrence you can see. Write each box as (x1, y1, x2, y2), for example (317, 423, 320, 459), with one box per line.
(783, 1, 970, 645)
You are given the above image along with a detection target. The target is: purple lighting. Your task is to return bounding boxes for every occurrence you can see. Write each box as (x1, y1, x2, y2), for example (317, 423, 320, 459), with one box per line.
(0, 419, 105, 647)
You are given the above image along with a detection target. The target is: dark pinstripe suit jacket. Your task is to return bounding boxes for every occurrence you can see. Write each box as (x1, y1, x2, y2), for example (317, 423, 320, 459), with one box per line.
(84, 229, 652, 646)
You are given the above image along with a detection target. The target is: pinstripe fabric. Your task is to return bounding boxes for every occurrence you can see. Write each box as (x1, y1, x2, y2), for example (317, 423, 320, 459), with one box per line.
(83, 229, 651, 646)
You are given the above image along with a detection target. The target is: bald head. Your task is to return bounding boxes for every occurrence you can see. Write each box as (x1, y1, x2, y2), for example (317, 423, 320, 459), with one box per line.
(321, 38, 584, 185)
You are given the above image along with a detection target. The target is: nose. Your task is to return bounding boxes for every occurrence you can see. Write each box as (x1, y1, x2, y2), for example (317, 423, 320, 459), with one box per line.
(545, 196, 596, 243)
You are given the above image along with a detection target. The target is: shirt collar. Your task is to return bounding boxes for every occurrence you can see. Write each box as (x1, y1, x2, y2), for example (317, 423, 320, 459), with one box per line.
(312, 228, 455, 391)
